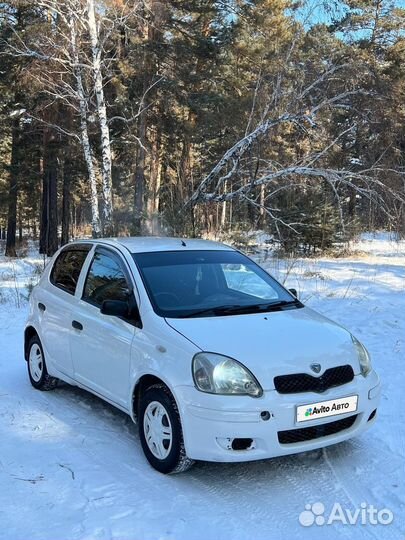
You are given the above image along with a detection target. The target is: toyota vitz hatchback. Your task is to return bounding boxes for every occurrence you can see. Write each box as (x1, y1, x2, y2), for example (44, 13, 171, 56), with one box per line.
(25, 237, 380, 473)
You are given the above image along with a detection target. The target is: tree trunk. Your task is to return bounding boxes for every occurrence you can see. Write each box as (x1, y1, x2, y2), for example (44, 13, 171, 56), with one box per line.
(220, 181, 227, 230)
(134, 109, 147, 235)
(259, 183, 265, 227)
(47, 147, 58, 255)
(147, 127, 162, 218)
(18, 209, 23, 243)
(87, 0, 114, 236)
(61, 149, 70, 246)
(5, 119, 20, 257)
(39, 152, 47, 254)
(133, 3, 165, 235)
(371, 0, 382, 46)
(40, 132, 59, 256)
(348, 187, 356, 220)
(70, 13, 101, 238)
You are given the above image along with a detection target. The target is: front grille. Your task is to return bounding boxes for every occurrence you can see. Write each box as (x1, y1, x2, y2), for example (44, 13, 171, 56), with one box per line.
(278, 414, 357, 444)
(274, 365, 354, 394)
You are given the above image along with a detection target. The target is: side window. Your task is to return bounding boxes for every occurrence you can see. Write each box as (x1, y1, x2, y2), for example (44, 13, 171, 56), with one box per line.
(50, 249, 89, 295)
(83, 251, 130, 307)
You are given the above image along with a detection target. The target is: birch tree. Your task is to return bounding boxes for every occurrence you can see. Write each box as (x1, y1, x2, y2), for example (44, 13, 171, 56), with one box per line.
(86, 0, 113, 235)
(1, 0, 143, 237)
(69, 9, 102, 237)
(1, 0, 104, 237)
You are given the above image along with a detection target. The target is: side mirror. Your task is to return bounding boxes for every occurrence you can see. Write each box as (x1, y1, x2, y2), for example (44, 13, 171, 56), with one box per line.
(101, 299, 129, 317)
(289, 288, 298, 298)
(101, 298, 143, 328)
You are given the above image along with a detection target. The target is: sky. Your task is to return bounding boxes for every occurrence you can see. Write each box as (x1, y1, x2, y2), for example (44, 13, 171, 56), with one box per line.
(297, 0, 405, 28)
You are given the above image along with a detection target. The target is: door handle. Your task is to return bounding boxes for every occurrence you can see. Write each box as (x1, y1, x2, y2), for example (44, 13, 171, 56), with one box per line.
(72, 320, 83, 331)
(38, 302, 46, 312)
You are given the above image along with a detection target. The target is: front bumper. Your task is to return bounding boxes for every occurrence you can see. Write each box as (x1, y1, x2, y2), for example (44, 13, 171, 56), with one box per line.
(175, 370, 381, 462)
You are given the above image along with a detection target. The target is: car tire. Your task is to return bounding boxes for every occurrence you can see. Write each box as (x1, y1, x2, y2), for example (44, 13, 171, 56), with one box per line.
(27, 335, 59, 391)
(139, 384, 194, 474)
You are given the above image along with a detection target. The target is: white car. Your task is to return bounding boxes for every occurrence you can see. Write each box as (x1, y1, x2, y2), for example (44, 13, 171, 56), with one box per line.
(25, 237, 380, 473)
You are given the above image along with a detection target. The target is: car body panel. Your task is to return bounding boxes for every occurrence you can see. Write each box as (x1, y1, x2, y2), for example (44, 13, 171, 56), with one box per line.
(166, 306, 361, 391)
(69, 298, 135, 407)
(175, 371, 380, 461)
(28, 253, 78, 378)
(89, 236, 232, 254)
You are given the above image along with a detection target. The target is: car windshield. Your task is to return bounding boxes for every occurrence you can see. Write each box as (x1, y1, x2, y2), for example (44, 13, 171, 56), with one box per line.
(133, 250, 301, 318)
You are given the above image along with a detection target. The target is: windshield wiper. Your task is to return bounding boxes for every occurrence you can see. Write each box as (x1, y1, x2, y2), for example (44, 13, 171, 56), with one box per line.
(256, 299, 300, 311)
(225, 299, 301, 314)
(181, 299, 301, 318)
(181, 304, 246, 318)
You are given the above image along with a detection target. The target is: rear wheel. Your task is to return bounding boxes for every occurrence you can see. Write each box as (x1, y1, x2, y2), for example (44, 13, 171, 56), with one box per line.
(27, 336, 59, 391)
(139, 384, 194, 474)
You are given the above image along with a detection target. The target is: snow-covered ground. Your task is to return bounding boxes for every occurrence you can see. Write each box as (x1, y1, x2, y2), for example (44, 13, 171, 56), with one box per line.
(0, 234, 404, 540)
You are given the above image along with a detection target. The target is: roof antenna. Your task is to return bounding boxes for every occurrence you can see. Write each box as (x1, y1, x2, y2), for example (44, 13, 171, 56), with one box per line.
(181, 239, 187, 247)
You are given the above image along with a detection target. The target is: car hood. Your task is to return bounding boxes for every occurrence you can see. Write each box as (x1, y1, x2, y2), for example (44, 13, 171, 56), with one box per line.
(166, 307, 361, 390)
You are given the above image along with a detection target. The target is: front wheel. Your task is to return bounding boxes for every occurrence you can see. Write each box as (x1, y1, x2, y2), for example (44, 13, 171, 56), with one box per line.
(139, 384, 194, 474)
(27, 335, 59, 391)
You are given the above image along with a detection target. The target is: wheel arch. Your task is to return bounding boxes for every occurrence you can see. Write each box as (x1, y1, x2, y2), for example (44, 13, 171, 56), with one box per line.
(24, 325, 39, 361)
(131, 373, 179, 422)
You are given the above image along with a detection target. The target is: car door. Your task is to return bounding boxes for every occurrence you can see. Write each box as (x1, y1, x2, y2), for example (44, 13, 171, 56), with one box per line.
(39, 244, 92, 378)
(69, 246, 136, 408)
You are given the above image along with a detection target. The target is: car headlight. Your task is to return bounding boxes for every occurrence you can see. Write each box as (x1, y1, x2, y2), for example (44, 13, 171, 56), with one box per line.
(352, 335, 372, 376)
(192, 352, 263, 397)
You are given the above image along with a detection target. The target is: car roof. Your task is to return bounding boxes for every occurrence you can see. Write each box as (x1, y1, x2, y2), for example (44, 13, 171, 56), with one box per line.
(72, 236, 234, 254)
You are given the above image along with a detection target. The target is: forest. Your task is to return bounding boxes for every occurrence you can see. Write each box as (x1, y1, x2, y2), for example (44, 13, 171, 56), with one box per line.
(1, 0, 405, 257)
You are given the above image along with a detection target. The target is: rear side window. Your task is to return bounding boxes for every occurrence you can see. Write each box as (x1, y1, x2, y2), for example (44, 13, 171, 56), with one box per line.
(83, 251, 130, 307)
(50, 249, 90, 295)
